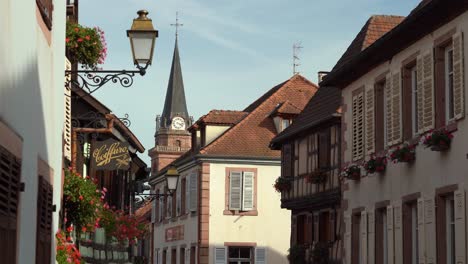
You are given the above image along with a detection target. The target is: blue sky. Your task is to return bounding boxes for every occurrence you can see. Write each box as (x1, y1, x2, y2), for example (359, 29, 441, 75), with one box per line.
(79, 0, 420, 164)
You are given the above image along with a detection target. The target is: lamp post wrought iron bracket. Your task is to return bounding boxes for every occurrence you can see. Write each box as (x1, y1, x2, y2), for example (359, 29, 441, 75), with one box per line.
(134, 192, 174, 202)
(65, 65, 148, 95)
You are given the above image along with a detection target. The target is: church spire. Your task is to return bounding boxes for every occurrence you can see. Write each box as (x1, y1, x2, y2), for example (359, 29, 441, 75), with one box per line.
(160, 15, 189, 128)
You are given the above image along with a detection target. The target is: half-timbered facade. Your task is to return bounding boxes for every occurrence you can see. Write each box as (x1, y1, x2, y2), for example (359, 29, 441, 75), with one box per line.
(270, 85, 342, 263)
(321, 1, 468, 264)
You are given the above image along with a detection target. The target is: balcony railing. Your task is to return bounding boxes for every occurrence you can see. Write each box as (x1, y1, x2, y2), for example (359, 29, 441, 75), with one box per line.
(281, 167, 340, 203)
(155, 145, 191, 153)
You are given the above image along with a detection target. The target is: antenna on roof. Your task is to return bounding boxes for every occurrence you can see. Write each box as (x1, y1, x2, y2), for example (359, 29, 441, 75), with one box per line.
(293, 42, 303, 75)
(171, 11, 184, 40)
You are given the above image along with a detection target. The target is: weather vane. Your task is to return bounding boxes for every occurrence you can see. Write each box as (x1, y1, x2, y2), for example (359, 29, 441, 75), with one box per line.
(293, 42, 303, 75)
(170, 11, 184, 39)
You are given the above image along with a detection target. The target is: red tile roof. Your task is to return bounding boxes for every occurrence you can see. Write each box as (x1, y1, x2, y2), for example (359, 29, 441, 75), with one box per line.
(333, 15, 405, 71)
(277, 101, 302, 115)
(135, 201, 152, 224)
(192, 110, 247, 127)
(200, 74, 318, 158)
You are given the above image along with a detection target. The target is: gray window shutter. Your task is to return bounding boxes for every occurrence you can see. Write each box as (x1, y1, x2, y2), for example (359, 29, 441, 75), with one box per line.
(177, 181, 181, 216)
(189, 173, 198, 212)
(242, 172, 254, 211)
(453, 32, 465, 120)
(255, 247, 266, 264)
(214, 247, 226, 264)
(186, 176, 190, 214)
(229, 171, 242, 210)
(151, 199, 156, 223)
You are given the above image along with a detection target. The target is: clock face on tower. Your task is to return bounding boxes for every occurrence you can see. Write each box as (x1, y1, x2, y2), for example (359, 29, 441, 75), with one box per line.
(171, 117, 186, 130)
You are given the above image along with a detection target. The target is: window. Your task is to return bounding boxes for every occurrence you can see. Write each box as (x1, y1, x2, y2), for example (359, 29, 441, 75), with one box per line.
(445, 46, 455, 121)
(190, 246, 196, 264)
(375, 208, 388, 264)
(180, 247, 186, 264)
(352, 89, 365, 160)
(351, 213, 361, 264)
(318, 129, 330, 170)
(296, 215, 306, 245)
(411, 67, 419, 135)
(319, 211, 331, 242)
(403, 202, 418, 264)
(282, 119, 291, 131)
(228, 247, 253, 264)
(171, 248, 177, 264)
(227, 169, 256, 214)
(446, 196, 455, 264)
(402, 63, 418, 140)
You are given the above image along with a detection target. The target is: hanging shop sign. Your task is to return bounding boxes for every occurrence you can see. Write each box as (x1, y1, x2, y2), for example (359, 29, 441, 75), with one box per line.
(91, 139, 131, 170)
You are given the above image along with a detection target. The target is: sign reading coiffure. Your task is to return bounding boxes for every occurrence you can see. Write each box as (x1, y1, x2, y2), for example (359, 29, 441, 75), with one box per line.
(91, 139, 131, 170)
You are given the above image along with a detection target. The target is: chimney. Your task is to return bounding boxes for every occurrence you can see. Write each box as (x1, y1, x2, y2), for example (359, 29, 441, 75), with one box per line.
(318, 71, 330, 83)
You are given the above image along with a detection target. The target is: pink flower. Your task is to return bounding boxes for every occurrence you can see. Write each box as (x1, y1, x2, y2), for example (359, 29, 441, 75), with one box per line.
(79, 195, 83, 200)
(65, 38, 70, 43)
(77, 38, 83, 42)
(85, 35, 90, 40)
(103, 187, 108, 192)
(74, 28, 79, 32)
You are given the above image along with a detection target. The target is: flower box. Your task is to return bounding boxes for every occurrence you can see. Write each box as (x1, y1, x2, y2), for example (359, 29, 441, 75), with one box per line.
(364, 156, 387, 174)
(274, 177, 292, 192)
(423, 129, 453, 152)
(66, 22, 107, 69)
(390, 144, 416, 163)
(342, 165, 361, 181)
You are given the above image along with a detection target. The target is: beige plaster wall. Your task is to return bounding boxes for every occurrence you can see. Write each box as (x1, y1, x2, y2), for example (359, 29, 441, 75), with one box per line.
(205, 125, 231, 146)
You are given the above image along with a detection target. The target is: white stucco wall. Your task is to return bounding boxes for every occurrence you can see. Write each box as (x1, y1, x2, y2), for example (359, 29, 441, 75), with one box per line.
(342, 11, 468, 263)
(205, 125, 230, 146)
(209, 162, 291, 264)
(0, 0, 66, 263)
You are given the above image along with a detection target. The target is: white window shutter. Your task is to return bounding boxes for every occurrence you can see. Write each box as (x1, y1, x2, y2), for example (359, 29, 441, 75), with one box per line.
(186, 176, 190, 214)
(214, 247, 226, 264)
(185, 248, 190, 264)
(393, 201, 403, 264)
(64, 59, 72, 161)
(352, 90, 365, 160)
(365, 85, 375, 155)
(151, 199, 156, 223)
(361, 211, 368, 264)
(367, 208, 375, 264)
(391, 72, 402, 144)
(255, 247, 266, 264)
(453, 32, 465, 120)
(344, 214, 351, 264)
(385, 74, 394, 146)
(455, 190, 466, 264)
(229, 171, 242, 210)
(167, 196, 172, 218)
(190, 173, 198, 212)
(242, 172, 254, 211)
(417, 198, 426, 264)
(177, 181, 181, 216)
(386, 205, 394, 264)
(422, 51, 435, 132)
(416, 55, 425, 133)
(424, 197, 436, 264)
(159, 194, 163, 222)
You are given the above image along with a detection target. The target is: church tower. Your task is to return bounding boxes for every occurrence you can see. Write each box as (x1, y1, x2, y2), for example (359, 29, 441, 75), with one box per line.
(148, 34, 192, 174)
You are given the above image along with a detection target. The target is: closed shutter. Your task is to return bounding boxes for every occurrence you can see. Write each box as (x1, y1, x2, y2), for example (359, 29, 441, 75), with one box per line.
(387, 206, 394, 264)
(391, 72, 403, 144)
(416, 55, 426, 133)
(420, 51, 435, 132)
(242, 172, 254, 211)
(0, 146, 21, 264)
(344, 214, 351, 264)
(159, 190, 163, 222)
(64, 59, 72, 161)
(291, 215, 297, 245)
(352, 90, 365, 160)
(361, 211, 368, 264)
(417, 198, 426, 264)
(229, 171, 242, 210)
(455, 190, 466, 264)
(424, 197, 436, 264)
(393, 201, 403, 264)
(189, 173, 197, 212)
(313, 213, 320, 242)
(214, 247, 226, 264)
(177, 182, 181, 216)
(453, 32, 465, 119)
(255, 247, 266, 264)
(368, 209, 375, 264)
(365, 85, 375, 155)
(385, 74, 394, 146)
(186, 177, 190, 214)
(185, 248, 190, 264)
(167, 196, 172, 218)
(152, 199, 156, 223)
(330, 211, 336, 242)
(36, 176, 53, 264)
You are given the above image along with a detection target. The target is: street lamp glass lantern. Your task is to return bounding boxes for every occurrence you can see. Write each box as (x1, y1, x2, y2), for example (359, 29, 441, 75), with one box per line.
(127, 10, 159, 69)
(165, 166, 180, 194)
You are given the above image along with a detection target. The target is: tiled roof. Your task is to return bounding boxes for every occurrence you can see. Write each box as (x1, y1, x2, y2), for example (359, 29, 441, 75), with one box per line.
(271, 86, 342, 147)
(333, 15, 405, 71)
(200, 74, 318, 158)
(276, 101, 303, 115)
(192, 110, 247, 126)
(134, 201, 152, 224)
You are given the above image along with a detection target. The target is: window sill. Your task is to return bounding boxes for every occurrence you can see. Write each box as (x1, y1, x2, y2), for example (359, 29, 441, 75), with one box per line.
(223, 210, 258, 216)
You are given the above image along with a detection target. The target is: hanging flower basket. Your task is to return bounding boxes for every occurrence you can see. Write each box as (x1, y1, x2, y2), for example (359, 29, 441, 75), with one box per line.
(66, 22, 107, 70)
(364, 156, 387, 174)
(389, 144, 416, 163)
(306, 170, 327, 184)
(273, 176, 292, 192)
(422, 129, 453, 152)
(341, 165, 361, 180)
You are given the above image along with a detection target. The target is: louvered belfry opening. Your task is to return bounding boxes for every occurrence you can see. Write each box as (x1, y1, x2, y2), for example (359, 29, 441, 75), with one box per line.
(0, 145, 21, 264)
(36, 176, 53, 264)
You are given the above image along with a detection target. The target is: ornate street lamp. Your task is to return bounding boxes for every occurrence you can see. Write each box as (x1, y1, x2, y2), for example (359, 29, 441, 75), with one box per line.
(65, 10, 159, 94)
(134, 165, 180, 199)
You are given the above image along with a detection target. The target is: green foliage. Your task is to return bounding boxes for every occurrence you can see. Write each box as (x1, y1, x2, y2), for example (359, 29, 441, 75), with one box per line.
(66, 22, 106, 69)
(274, 176, 292, 192)
(311, 242, 331, 264)
(287, 244, 306, 264)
